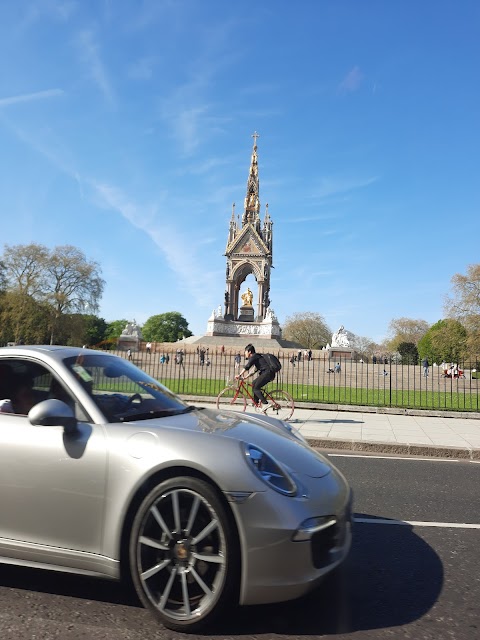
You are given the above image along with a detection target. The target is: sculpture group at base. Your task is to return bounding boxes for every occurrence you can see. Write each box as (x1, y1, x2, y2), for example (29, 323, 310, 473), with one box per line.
(331, 325, 350, 348)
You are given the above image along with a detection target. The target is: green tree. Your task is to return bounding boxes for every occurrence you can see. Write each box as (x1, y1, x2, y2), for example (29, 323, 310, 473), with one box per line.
(0, 291, 50, 344)
(45, 245, 105, 344)
(1, 243, 105, 345)
(445, 263, 480, 358)
(105, 319, 129, 340)
(283, 312, 331, 349)
(55, 313, 108, 346)
(418, 319, 467, 362)
(142, 312, 193, 343)
(85, 315, 108, 345)
(0, 259, 7, 295)
(386, 317, 430, 352)
(2, 243, 49, 296)
(397, 342, 419, 365)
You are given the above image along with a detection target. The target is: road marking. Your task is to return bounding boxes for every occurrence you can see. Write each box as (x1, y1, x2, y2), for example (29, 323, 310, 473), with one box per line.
(354, 517, 480, 529)
(328, 453, 460, 462)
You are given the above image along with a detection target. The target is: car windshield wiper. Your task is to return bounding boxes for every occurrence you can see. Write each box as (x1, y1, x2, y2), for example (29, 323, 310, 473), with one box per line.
(119, 406, 195, 422)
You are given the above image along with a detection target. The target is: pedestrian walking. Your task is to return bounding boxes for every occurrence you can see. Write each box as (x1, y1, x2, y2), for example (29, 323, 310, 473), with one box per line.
(422, 357, 429, 377)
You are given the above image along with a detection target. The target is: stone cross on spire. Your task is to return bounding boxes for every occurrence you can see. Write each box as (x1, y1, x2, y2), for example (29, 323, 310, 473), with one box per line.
(252, 130, 260, 147)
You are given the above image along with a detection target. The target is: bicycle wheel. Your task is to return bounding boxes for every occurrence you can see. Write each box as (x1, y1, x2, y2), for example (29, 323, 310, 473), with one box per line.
(216, 386, 247, 411)
(264, 389, 294, 421)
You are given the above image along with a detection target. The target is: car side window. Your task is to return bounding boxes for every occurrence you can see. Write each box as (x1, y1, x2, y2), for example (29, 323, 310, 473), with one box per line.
(0, 360, 85, 420)
(0, 361, 48, 416)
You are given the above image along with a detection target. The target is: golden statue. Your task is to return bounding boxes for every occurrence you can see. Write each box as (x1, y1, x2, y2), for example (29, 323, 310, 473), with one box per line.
(241, 287, 253, 306)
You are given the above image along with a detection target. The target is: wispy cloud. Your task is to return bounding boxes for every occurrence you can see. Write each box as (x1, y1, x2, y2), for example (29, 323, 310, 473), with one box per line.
(127, 56, 157, 80)
(75, 29, 115, 105)
(174, 105, 209, 155)
(16, 0, 77, 32)
(338, 66, 364, 94)
(0, 89, 64, 108)
(285, 213, 341, 223)
(310, 175, 378, 200)
(91, 181, 218, 306)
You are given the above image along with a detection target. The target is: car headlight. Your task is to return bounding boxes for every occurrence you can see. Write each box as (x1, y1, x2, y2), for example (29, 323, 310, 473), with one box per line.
(244, 444, 297, 496)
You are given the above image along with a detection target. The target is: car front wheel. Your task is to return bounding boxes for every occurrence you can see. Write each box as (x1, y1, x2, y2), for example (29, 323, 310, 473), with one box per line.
(129, 476, 238, 632)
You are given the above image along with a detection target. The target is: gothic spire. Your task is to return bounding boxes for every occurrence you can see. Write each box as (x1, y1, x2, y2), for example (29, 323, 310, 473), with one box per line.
(242, 131, 261, 230)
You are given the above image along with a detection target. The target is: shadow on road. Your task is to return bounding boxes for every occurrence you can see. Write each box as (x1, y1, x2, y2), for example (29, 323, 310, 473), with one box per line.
(0, 513, 443, 638)
(213, 512, 443, 636)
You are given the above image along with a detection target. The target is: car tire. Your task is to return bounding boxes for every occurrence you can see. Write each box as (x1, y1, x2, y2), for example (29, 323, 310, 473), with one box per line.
(129, 476, 239, 632)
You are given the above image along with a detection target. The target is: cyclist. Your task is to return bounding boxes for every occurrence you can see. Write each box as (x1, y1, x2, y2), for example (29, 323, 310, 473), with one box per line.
(236, 344, 278, 412)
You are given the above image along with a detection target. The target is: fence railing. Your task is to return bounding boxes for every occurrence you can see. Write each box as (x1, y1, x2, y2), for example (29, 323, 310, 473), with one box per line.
(108, 348, 480, 413)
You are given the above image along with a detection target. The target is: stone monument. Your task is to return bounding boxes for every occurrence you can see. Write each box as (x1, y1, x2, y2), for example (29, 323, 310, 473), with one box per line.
(327, 325, 355, 360)
(204, 133, 284, 344)
(117, 320, 143, 352)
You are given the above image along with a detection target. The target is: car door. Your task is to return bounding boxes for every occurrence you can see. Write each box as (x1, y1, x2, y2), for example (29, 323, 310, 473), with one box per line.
(0, 361, 107, 555)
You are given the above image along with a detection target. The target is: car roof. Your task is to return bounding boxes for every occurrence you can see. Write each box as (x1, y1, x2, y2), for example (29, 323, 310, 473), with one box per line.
(0, 345, 110, 361)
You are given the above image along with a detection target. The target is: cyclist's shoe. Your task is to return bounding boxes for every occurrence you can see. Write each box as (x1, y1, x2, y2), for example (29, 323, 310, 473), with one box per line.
(263, 403, 280, 414)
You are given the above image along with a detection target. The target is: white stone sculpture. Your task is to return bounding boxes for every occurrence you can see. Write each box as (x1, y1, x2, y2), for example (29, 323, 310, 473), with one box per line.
(121, 320, 143, 339)
(263, 307, 278, 322)
(331, 325, 350, 348)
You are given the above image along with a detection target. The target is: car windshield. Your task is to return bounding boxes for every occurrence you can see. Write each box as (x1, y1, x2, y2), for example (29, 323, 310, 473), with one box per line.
(63, 353, 188, 423)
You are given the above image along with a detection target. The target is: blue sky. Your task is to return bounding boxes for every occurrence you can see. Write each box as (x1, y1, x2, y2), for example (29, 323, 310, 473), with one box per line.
(0, 0, 478, 343)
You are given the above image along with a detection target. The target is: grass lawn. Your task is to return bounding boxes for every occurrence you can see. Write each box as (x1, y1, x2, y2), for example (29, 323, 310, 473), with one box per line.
(159, 377, 480, 412)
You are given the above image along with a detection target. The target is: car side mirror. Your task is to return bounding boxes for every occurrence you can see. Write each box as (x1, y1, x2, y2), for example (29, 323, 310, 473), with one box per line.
(29, 399, 78, 434)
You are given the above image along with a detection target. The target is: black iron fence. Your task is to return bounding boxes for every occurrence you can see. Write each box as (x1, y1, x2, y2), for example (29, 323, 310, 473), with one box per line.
(111, 348, 480, 413)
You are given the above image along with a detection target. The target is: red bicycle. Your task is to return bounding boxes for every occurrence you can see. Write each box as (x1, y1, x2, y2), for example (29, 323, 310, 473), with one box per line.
(216, 377, 294, 421)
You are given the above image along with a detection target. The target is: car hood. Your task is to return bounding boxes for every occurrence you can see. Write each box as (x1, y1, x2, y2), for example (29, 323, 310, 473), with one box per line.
(155, 406, 332, 478)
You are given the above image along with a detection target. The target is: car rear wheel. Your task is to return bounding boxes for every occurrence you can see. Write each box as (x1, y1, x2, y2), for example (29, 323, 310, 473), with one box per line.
(129, 476, 238, 632)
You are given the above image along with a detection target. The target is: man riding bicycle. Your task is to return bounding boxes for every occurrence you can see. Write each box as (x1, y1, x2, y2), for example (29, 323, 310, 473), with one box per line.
(236, 344, 278, 412)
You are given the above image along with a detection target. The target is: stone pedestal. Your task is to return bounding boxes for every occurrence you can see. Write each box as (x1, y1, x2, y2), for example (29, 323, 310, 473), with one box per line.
(237, 306, 254, 323)
(327, 346, 355, 360)
(206, 307, 282, 340)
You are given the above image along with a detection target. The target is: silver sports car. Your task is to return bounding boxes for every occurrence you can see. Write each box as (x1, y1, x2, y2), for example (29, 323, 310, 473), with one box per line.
(0, 345, 352, 632)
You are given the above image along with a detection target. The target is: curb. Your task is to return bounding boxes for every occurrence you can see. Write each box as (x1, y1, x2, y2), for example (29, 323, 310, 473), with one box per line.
(288, 402, 480, 421)
(183, 395, 480, 421)
(306, 437, 480, 460)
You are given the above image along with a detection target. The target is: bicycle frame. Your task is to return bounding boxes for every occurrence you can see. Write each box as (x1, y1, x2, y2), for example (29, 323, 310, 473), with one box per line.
(217, 377, 295, 421)
(233, 378, 261, 406)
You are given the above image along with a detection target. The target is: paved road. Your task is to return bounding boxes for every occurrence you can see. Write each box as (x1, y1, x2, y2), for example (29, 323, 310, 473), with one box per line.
(1, 450, 478, 639)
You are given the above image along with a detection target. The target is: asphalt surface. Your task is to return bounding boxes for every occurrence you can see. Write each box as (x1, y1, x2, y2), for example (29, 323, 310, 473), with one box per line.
(189, 398, 480, 459)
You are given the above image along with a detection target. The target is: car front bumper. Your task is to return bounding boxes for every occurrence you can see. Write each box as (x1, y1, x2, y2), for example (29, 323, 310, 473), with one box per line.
(230, 469, 353, 606)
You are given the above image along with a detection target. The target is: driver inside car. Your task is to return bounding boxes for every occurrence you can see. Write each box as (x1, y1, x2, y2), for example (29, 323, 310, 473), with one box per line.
(0, 372, 37, 415)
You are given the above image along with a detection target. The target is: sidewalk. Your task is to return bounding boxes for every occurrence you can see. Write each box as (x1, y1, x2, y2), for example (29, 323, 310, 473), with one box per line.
(188, 399, 480, 460)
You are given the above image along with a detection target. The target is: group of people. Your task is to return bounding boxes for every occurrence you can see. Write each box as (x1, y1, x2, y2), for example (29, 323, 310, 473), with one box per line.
(289, 349, 313, 366)
(327, 363, 341, 374)
(197, 347, 211, 366)
(440, 361, 462, 378)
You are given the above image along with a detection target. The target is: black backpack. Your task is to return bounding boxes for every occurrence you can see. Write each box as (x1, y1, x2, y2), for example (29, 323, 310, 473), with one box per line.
(262, 353, 282, 373)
